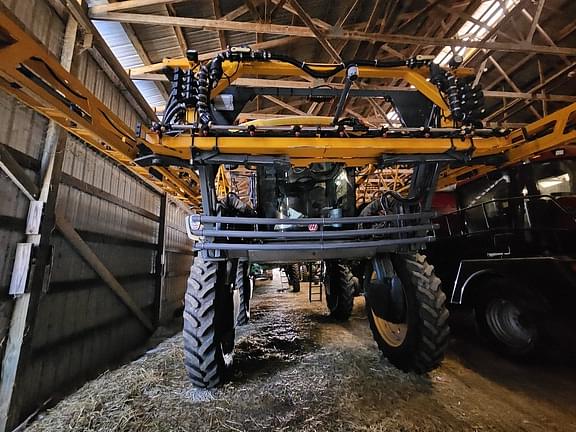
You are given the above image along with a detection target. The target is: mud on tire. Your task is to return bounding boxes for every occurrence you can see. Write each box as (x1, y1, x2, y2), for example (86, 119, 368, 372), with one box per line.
(325, 262, 355, 321)
(183, 256, 235, 388)
(366, 253, 450, 373)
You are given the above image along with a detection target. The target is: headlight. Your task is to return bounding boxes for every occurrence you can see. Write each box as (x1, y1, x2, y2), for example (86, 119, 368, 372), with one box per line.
(186, 216, 202, 239)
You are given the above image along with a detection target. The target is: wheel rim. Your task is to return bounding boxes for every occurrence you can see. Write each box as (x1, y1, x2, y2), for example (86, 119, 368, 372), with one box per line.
(371, 311, 408, 347)
(369, 268, 408, 347)
(485, 298, 535, 349)
(222, 346, 234, 367)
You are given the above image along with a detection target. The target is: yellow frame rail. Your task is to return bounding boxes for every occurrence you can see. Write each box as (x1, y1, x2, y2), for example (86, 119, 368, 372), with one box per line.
(0, 5, 199, 206)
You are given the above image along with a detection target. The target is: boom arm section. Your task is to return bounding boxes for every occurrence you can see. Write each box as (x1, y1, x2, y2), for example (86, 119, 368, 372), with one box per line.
(1, 4, 574, 207)
(147, 47, 576, 182)
(437, 102, 576, 188)
(0, 5, 199, 206)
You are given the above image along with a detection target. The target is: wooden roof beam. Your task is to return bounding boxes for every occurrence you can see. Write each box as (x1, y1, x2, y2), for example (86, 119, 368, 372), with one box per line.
(90, 0, 187, 13)
(212, 0, 228, 50)
(428, 0, 519, 43)
(483, 15, 576, 91)
(166, 3, 188, 56)
(63, 0, 158, 120)
(463, 0, 532, 66)
(271, 0, 331, 30)
(485, 62, 576, 121)
(488, 56, 541, 119)
(526, 0, 545, 43)
(520, 8, 570, 66)
(88, 12, 576, 56)
(286, 0, 341, 62)
(107, 1, 169, 102)
(126, 36, 300, 77)
(262, 95, 307, 115)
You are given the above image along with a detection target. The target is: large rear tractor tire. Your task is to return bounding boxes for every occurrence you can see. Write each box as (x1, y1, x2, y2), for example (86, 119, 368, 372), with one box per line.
(365, 253, 450, 373)
(183, 256, 236, 388)
(325, 261, 355, 321)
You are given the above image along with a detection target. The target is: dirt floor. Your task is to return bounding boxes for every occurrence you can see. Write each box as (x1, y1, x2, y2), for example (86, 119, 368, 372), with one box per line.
(27, 271, 576, 432)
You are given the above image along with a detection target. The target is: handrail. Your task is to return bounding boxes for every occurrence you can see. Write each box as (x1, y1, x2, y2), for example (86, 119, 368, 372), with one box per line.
(437, 194, 576, 236)
(442, 194, 576, 218)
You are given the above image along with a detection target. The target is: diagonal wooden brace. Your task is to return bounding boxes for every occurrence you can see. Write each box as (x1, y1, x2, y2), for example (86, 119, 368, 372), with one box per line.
(55, 213, 154, 332)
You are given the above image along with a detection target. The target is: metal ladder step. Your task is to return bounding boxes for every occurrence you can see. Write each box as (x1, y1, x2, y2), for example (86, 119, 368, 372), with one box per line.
(307, 262, 324, 302)
(279, 268, 290, 292)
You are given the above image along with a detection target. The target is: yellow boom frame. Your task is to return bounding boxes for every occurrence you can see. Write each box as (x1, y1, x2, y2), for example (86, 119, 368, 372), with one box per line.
(1, 5, 575, 207)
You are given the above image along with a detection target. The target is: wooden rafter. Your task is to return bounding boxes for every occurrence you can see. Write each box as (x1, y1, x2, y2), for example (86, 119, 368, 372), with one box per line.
(166, 3, 188, 56)
(90, 0, 187, 13)
(120, 21, 169, 101)
(526, 0, 545, 42)
(107, 0, 169, 102)
(286, 0, 341, 62)
(212, 0, 228, 50)
(488, 56, 542, 119)
(272, 0, 331, 30)
(262, 95, 307, 115)
(486, 62, 576, 121)
(483, 16, 576, 92)
(127, 36, 300, 77)
(429, 0, 519, 43)
(87, 11, 576, 56)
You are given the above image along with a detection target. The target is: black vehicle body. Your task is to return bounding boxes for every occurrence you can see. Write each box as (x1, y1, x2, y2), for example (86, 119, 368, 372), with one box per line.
(427, 149, 576, 355)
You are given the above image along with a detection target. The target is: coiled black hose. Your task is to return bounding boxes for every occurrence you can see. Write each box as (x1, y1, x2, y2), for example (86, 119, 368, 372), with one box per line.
(196, 63, 211, 126)
(444, 75, 463, 121)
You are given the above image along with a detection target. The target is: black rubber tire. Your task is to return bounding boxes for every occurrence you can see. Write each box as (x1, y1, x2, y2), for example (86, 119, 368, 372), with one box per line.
(183, 256, 235, 388)
(301, 265, 310, 282)
(285, 263, 301, 292)
(366, 253, 450, 373)
(474, 279, 547, 360)
(236, 259, 251, 326)
(325, 262, 355, 321)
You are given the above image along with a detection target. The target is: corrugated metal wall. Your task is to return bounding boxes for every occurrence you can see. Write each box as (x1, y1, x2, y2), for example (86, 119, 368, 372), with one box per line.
(15, 138, 163, 418)
(162, 198, 194, 323)
(0, 0, 194, 428)
(0, 0, 62, 364)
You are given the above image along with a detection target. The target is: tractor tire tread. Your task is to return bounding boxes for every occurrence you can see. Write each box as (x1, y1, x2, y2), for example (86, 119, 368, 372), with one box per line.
(326, 263, 355, 321)
(183, 257, 225, 388)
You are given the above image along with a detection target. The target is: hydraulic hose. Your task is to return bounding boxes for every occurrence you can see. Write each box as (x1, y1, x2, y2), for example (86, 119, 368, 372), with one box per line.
(185, 49, 435, 127)
(196, 64, 211, 126)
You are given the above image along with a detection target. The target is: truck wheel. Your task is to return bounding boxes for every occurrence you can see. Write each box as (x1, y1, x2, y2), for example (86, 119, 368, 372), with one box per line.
(285, 263, 301, 292)
(183, 256, 235, 388)
(236, 259, 252, 326)
(365, 253, 449, 373)
(475, 280, 546, 359)
(325, 262, 355, 321)
(301, 265, 310, 282)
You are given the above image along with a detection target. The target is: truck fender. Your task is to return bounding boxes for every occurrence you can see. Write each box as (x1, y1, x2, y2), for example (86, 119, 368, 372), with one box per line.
(450, 261, 499, 304)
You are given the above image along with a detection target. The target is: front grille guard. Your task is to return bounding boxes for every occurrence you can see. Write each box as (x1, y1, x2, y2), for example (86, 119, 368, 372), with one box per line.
(186, 213, 438, 259)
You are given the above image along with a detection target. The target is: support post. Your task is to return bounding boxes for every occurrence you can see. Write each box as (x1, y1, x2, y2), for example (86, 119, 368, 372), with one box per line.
(0, 15, 78, 431)
(154, 194, 168, 324)
(0, 131, 68, 432)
